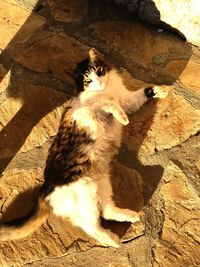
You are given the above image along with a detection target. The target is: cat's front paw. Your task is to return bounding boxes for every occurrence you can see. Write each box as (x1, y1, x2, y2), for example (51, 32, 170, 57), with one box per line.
(118, 112, 129, 126)
(152, 86, 169, 99)
(144, 87, 156, 98)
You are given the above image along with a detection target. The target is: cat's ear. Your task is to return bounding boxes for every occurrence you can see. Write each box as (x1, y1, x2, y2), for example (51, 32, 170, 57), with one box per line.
(89, 48, 97, 61)
(89, 48, 104, 63)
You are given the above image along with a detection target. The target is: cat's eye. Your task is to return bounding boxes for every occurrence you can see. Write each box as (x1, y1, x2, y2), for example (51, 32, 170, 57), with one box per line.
(96, 67, 105, 77)
(84, 79, 92, 84)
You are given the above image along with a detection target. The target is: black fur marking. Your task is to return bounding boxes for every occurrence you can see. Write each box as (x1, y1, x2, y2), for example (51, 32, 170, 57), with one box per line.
(144, 87, 156, 98)
(75, 58, 90, 92)
(75, 57, 111, 92)
(96, 67, 105, 77)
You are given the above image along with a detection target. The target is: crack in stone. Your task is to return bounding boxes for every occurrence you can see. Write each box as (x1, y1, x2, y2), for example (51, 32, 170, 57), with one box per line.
(160, 236, 183, 263)
(126, 251, 134, 267)
(160, 228, 198, 266)
(23, 30, 66, 48)
(46, 219, 91, 251)
(121, 232, 145, 244)
(177, 201, 200, 211)
(185, 231, 200, 245)
(46, 219, 67, 250)
(180, 217, 199, 229)
(0, 57, 74, 97)
(0, 189, 14, 215)
(22, 241, 99, 267)
(151, 133, 200, 159)
(153, 204, 200, 265)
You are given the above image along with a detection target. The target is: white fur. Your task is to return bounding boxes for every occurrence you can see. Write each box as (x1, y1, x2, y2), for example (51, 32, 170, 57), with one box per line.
(47, 67, 150, 247)
(72, 107, 98, 139)
(85, 70, 108, 92)
(105, 69, 149, 112)
(48, 177, 98, 223)
(48, 174, 120, 247)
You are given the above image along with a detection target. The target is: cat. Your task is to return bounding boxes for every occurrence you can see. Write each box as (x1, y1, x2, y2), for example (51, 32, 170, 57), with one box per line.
(0, 48, 157, 248)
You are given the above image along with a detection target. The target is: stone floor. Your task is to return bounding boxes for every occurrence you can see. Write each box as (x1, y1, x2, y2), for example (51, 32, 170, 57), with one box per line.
(0, 0, 200, 266)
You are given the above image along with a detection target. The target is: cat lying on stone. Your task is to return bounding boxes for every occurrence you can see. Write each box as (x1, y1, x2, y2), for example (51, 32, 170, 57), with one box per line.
(0, 48, 159, 247)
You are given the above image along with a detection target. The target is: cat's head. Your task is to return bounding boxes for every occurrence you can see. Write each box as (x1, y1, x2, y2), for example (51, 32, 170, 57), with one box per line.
(75, 48, 111, 92)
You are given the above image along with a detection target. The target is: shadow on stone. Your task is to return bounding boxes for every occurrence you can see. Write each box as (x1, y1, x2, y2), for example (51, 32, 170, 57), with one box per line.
(106, 0, 186, 40)
(101, 98, 163, 239)
(0, 185, 41, 223)
(0, 0, 72, 175)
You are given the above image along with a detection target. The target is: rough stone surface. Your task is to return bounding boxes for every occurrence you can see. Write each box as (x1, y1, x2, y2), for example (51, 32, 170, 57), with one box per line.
(92, 21, 182, 69)
(91, 20, 192, 85)
(152, 162, 200, 267)
(47, 0, 89, 23)
(123, 85, 200, 157)
(153, 0, 200, 47)
(0, 84, 68, 158)
(196, 160, 200, 172)
(7, 31, 90, 85)
(164, 57, 200, 95)
(0, 0, 200, 266)
(0, 0, 45, 50)
(107, 0, 200, 47)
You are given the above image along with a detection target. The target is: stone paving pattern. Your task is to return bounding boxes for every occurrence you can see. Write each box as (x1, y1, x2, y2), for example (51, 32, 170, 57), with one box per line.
(108, 0, 200, 47)
(0, 0, 199, 266)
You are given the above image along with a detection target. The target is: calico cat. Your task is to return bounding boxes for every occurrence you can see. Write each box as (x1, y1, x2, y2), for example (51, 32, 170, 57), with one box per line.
(0, 48, 156, 248)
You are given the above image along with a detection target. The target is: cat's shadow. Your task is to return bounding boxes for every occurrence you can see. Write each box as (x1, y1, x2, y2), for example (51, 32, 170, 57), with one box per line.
(0, 186, 41, 223)
(102, 99, 163, 239)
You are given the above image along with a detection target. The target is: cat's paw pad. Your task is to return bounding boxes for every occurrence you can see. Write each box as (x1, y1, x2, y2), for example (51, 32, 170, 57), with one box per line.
(144, 87, 156, 98)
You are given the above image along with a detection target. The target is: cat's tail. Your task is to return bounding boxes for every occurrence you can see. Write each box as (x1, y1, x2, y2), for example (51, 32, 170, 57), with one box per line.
(0, 196, 50, 241)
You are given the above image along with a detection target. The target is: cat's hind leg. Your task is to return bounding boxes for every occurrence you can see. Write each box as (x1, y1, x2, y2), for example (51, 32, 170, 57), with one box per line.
(61, 179, 120, 248)
(78, 220, 120, 248)
(101, 201, 140, 223)
(98, 175, 140, 223)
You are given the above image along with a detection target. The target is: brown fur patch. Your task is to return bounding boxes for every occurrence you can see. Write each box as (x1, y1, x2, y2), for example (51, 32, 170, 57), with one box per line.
(42, 107, 94, 195)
